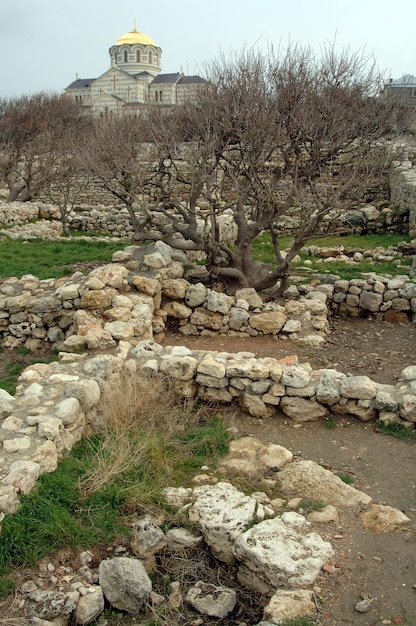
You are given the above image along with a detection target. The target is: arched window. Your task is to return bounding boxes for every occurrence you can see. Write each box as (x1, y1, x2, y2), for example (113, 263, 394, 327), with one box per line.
(114, 53, 118, 64)
(136, 50, 141, 62)
(148, 51, 152, 64)
(124, 50, 128, 63)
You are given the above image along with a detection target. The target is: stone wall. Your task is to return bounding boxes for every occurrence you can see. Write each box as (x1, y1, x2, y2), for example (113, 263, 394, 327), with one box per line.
(0, 331, 415, 521)
(390, 160, 416, 237)
(0, 242, 415, 354)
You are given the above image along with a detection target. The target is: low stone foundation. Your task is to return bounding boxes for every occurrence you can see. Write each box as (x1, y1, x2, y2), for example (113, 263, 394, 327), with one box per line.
(0, 336, 415, 523)
(0, 242, 415, 354)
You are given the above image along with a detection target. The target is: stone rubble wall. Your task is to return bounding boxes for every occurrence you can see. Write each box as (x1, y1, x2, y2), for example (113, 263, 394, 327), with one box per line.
(0, 197, 409, 239)
(0, 333, 415, 523)
(390, 160, 416, 237)
(0, 242, 415, 354)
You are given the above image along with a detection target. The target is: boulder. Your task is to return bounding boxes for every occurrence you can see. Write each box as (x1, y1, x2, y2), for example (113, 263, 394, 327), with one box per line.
(278, 460, 372, 507)
(186, 581, 237, 618)
(99, 557, 152, 614)
(233, 512, 334, 593)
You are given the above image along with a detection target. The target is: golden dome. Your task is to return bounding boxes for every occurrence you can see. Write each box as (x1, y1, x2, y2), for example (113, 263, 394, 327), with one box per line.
(115, 21, 158, 47)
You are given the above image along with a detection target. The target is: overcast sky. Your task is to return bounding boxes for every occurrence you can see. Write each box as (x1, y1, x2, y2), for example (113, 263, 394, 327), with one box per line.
(1, 0, 415, 98)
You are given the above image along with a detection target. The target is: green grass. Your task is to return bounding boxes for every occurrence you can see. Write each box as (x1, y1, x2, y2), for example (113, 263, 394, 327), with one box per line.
(252, 231, 413, 280)
(335, 472, 355, 485)
(0, 238, 123, 280)
(0, 409, 231, 598)
(0, 347, 58, 394)
(376, 421, 416, 440)
(281, 618, 317, 626)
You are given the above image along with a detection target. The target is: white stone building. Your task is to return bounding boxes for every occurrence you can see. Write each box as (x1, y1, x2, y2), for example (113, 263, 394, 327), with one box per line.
(65, 21, 205, 114)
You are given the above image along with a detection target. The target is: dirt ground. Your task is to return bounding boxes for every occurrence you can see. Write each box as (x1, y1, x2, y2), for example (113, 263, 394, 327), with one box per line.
(162, 317, 416, 625)
(1, 317, 415, 625)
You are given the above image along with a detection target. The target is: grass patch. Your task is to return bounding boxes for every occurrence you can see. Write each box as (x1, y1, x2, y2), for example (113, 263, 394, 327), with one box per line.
(252, 231, 413, 280)
(376, 421, 416, 440)
(297, 499, 326, 514)
(335, 472, 355, 485)
(281, 617, 316, 626)
(0, 238, 123, 280)
(0, 374, 232, 599)
(0, 348, 58, 394)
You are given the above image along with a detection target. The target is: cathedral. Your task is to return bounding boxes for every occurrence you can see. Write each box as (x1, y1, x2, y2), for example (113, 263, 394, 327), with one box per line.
(65, 21, 205, 114)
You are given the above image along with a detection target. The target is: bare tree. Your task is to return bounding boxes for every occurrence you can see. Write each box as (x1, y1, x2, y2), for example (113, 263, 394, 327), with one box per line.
(0, 93, 84, 202)
(38, 115, 92, 236)
(81, 47, 401, 296)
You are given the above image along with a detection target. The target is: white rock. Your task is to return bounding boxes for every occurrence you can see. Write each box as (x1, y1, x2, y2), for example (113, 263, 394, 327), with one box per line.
(188, 482, 257, 563)
(233, 512, 334, 592)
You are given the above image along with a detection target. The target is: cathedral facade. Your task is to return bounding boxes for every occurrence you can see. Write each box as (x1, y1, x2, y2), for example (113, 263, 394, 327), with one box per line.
(65, 22, 205, 114)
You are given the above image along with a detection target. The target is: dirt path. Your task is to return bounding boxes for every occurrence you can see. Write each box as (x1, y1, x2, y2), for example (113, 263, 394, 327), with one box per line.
(162, 317, 416, 624)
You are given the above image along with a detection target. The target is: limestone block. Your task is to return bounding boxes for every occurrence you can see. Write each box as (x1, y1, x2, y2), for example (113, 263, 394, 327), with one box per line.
(280, 397, 328, 422)
(80, 290, 115, 310)
(249, 311, 287, 334)
(241, 392, 273, 418)
(206, 290, 234, 314)
(246, 379, 272, 395)
(0, 484, 21, 514)
(281, 365, 311, 389)
(339, 375, 377, 400)
(360, 504, 410, 533)
(185, 283, 207, 307)
(99, 557, 152, 614)
(36, 416, 63, 440)
(387, 277, 407, 290)
(159, 355, 198, 381)
(163, 301, 192, 319)
(65, 379, 101, 410)
(233, 512, 334, 592)
(401, 365, 416, 381)
(374, 386, 399, 411)
(30, 440, 59, 473)
(89, 264, 129, 288)
(391, 297, 410, 311)
(279, 460, 372, 507)
(84, 276, 105, 290)
(400, 394, 416, 421)
(188, 482, 257, 563)
(196, 373, 228, 388)
(400, 282, 416, 298)
(161, 278, 190, 299)
(0, 388, 15, 417)
(130, 515, 167, 559)
(358, 290, 383, 312)
(285, 384, 316, 398)
(55, 284, 80, 300)
(75, 586, 105, 626)
(3, 435, 31, 452)
(186, 581, 237, 618)
(331, 400, 376, 421)
(4, 460, 40, 495)
(27, 295, 63, 314)
(282, 319, 302, 333)
(131, 275, 161, 296)
(315, 369, 346, 406)
(229, 307, 250, 330)
(197, 386, 232, 402)
(235, 288, 263, 309)
(226, 358, 269, 380)
(307, 504, 339, 523)
(197, 354, 225, 378)
(103, 306, 132, 322)
(190, 307, 224, 331)
(263, 589, 315, 624)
